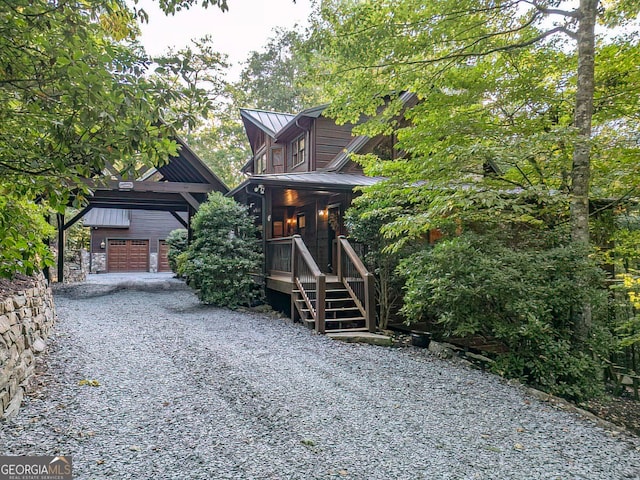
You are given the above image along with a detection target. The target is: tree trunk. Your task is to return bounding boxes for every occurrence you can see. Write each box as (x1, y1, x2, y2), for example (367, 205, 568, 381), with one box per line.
(571, 0, 598, 343)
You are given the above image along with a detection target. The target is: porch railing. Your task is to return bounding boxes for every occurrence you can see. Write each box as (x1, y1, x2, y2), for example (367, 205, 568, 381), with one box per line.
(266, 236, 293, 274)
(292, 235, 325, 334)
(337, 235, 375, 332)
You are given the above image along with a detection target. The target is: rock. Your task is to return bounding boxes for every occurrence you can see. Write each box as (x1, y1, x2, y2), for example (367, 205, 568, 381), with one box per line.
(2, 298, 14, 313)
(13, 295, 27, 309)
(0, 315, 10, 334)
(32, 338, 47, 353)
(2, 387, 23, 420)
(428, 340, 456, 359)
(326, 332, 393, 346)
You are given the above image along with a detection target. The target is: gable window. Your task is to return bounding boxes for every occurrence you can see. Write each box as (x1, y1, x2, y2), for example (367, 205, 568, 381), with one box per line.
(255, 151, 267, 174)
(290, 134, 306, 168)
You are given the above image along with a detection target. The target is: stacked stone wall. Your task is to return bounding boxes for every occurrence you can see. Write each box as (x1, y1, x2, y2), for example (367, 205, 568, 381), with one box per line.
(0, 273, 56, 419)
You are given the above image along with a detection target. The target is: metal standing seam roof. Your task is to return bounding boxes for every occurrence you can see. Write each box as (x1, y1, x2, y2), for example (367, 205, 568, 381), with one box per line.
(239, 109, 296, 137)
(82, 208, 130, 228)
(227, 172, 383, 197)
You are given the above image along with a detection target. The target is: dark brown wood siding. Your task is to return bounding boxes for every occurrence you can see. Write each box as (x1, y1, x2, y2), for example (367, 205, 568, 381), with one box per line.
(313, 117, 355, 170)
(90, 210, 186, 254)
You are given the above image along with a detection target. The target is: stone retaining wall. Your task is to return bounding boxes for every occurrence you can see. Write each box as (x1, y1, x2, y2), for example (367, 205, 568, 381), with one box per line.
(0, 273, 56, 419)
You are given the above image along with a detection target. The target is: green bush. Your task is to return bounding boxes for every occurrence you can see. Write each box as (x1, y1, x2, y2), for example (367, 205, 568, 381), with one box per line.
(400, 230, 607, 401)
(0, 189, 54, 278)
(180, 192, 262, 308)
(165, 228, 188, 274)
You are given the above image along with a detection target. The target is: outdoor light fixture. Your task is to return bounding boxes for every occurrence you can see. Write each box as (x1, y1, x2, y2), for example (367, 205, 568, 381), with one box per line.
(318, 209, 327, 217)
(100, 240, 106, 249)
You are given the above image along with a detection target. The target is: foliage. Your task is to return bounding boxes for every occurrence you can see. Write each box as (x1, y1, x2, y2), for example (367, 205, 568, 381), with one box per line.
(187, 99, 249, 188)
(180, 192, 262, 308)
(236, 29, 325, 113)
(0, 187, 54, 278)
(153, 36, 229, 141)
(165, 228, 188, 274)
(399, 228, 607, 400)
(345, 190, 413, 329)
(0, 0, 231, 279)
(308, 0, 640, 349)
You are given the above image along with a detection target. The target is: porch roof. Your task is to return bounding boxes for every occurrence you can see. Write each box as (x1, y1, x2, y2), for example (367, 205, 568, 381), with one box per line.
(228, 172, 382, 197)
(82, 208, 130, 228)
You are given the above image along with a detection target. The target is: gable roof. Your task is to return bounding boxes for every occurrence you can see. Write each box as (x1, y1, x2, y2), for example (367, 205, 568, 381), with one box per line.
(240, 109, 295, 137)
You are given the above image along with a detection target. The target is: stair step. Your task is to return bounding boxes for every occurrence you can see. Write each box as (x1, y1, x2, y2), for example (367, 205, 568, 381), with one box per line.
(302, 307, 359, 313)
(293, 289, 348, 294)
(325, 317, 365, 323)
(326, 297, 354, 303)
(325, 327, 369, 333)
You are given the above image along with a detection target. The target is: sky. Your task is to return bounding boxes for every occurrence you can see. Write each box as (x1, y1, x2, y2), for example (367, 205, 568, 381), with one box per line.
(134, 0, 314, 79)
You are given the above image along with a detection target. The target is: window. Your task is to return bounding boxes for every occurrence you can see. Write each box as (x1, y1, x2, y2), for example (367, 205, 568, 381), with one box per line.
(290, 134, 306, 168)
(255, 151, 267, 173)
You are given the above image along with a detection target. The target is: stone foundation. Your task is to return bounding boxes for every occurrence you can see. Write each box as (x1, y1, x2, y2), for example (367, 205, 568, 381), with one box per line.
(150, 253, 158, 273)
(0, 273, 56, 419)
(91, 252, 106, 273)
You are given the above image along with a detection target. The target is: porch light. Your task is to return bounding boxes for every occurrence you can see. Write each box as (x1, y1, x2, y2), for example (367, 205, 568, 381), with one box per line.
(318, 209, 327, 217)
(100, 240, 106, 249)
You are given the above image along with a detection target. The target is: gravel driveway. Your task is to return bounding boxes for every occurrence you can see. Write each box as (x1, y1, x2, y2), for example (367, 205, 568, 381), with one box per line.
(2, 277, 640, 479)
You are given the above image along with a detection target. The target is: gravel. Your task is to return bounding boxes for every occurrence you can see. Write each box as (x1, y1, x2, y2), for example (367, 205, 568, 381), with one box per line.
(2, 278, 640, 479)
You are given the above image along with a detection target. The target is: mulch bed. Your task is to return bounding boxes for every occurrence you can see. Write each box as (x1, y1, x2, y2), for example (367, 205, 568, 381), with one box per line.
(584, 395, 640, 436)
(0, 274, 37, 298)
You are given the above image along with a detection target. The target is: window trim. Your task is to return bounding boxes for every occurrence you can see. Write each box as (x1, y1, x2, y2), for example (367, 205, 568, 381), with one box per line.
(290, 133, 306, 169)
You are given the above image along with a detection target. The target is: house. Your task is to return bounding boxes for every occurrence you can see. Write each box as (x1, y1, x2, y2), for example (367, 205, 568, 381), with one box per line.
(230, 94, 415, 333)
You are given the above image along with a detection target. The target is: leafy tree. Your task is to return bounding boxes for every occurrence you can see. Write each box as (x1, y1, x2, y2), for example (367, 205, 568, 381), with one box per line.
(0, 0, 230, 278)
(180, 192, 262, 307)
(310, 0, 640, 343)
(187, 100, 249, 188)
(153, 36, 229, 141)
(236, 28, 325, 113)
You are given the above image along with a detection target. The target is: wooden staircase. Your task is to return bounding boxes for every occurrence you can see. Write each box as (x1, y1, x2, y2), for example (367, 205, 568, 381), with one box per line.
(289, 235, 375, 334)
(293, 281, 369, 333)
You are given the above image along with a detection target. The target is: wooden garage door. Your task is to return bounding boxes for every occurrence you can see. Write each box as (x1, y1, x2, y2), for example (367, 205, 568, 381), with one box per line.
(107, 239, 149, 272)
(158, 240, 171, 272)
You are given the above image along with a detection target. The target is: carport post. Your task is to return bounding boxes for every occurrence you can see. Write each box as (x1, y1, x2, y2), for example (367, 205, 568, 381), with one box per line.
(56, 213, 64, 283)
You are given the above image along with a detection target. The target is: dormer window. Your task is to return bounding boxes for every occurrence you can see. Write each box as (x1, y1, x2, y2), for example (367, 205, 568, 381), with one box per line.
(290, 134, 305, 168)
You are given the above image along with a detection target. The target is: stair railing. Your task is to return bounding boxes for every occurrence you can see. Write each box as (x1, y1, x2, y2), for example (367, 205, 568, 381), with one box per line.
(291, 235, 325, 333)
(266, 236, 293, 275)
(337, 235, 375, 332)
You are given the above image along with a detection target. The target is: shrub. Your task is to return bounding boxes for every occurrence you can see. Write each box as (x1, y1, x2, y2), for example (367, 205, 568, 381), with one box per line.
(399, 230, 607, 401)
(180, 192, 262, 308)
(0, 189, 54, 278)
(165, 228, 188, 274)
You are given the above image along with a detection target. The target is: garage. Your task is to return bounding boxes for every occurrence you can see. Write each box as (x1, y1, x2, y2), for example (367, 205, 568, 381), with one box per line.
(107, 239, 149, 272)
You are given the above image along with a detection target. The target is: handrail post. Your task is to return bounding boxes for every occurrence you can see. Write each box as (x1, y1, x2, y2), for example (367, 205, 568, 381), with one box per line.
(337, 235, 344, 282)
(316, 273, 326, 334)
(365, 272, 376, 332)
(291, 235, 299, 322)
